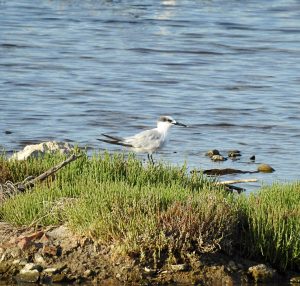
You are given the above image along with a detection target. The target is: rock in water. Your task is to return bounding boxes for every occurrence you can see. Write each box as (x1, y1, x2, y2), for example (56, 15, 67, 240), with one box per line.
(211, 155, 227, 162)
(249, 155, 256, 161)
(248, 264, 277, 282)
(228, 150, 241, 158)
(10, 141, 74, 161)
(257, 164, 275, 173)
(205, 149, 220, 157)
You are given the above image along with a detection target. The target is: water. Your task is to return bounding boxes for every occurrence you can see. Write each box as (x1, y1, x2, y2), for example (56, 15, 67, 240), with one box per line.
(1, 0, 300, 192)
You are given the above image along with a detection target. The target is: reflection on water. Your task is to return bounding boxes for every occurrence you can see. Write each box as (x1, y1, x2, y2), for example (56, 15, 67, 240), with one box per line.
(1, 0, 300, 191)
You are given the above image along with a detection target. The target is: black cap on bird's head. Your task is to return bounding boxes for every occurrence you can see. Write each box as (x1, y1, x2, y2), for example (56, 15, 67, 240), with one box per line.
(158, 116, 188, 127)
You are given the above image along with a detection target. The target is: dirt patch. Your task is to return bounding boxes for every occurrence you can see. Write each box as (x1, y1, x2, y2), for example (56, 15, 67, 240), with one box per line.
(0, 223, 294, 285)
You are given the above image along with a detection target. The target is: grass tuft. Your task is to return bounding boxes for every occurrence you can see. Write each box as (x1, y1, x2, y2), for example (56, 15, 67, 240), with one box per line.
(238, 182, 300, 271)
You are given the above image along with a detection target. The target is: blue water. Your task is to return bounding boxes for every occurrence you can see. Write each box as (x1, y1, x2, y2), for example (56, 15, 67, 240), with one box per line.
(1, 0, 300, 191)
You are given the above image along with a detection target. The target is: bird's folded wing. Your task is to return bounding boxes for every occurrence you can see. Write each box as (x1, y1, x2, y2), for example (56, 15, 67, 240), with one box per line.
(125, 129, 161, 149)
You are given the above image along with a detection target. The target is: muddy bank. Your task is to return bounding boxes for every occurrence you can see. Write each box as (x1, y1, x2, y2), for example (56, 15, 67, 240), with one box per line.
(0, 223, 297, 285)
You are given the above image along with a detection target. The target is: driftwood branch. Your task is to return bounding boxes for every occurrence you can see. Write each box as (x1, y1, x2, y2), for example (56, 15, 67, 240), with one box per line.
(225, 184, 246, 194)
(215, 178, 258, 185)
(23, 154, 82, 189)
(1, 154, 82, 203)
(214, 178, 258, 194)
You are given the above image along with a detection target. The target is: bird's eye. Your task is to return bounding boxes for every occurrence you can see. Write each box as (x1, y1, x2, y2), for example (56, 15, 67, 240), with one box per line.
(167, 119, 172, 123)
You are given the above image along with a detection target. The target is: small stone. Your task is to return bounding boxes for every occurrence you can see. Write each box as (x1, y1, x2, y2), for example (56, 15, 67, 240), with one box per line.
(42, 244, 58, 256)
(250, 155, 255, 161)
(144, 267, 156, 275)
(290, 276, 300, 283)
(10, 247, 22, 259)
(170, 264, 188, 272)
(211, 155, 227, 162)
(0, 262, 10, 274)
(228, 260, 238, 271)
(206, 149, 220, 157)
(47, 225, 72, 240)
(34, 253, 46, 265)
(257, 164, 275, 173)
(21, 263, 38, 272)
(228, 150, 241, 158)
(12, 259, 21, 265)
(0, 251, 7, 263)
(83, 269, 92, 277)
(248, 264, 276, 282)
(16, 269, 40, 283)
(43, 267, 58, 274)
(52, 273, 67, 283)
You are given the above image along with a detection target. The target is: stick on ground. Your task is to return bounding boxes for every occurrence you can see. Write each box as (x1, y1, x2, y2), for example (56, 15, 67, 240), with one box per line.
(23, 154, 82, 189)
(215, 178, 258, 185)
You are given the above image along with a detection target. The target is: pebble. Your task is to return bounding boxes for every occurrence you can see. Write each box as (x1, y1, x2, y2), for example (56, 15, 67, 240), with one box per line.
(42, 244, 58, 256)
(34, 253, 46, 265)
(43, 267, 58, 274)
(211, 155, 227, 162)
(21, 263, 39, 272)
(170, 264, 188, 272)
(248, 264, 277, 282)
(228, 260, 238, 271)
(144, 267, 155, 274)
(16, 263, 42, 283)
(0, 262, 10, 274)
(257, 164, 275, 173)
(205, 149, 220, 157)
(16, 269, 40, 283)
(290, 276, 300, 283)
(84, 269, 92, 277)
(52, 273, 67, 282)
(228, 150, 241, 158)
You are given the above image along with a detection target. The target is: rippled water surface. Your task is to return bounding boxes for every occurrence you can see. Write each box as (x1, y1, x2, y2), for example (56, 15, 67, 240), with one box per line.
(1, 0, 300, 191)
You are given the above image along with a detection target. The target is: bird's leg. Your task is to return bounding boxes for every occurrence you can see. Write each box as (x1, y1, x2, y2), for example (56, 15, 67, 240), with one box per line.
(150, 154, 154, 165)
(147, 154, 154, 165)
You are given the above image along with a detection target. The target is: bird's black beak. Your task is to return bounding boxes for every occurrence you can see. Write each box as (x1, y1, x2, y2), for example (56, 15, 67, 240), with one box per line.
(174, 121, 188, 127)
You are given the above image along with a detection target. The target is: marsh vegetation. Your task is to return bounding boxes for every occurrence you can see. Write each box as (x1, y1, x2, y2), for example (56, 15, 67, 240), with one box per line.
(1, 152, 299, 273)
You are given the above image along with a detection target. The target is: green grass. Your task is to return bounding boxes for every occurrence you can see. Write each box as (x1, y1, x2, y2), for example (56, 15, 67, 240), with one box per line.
(1, 151, 300, 271)
(0, 152, 236, 266)
(237, 182, 300, 271)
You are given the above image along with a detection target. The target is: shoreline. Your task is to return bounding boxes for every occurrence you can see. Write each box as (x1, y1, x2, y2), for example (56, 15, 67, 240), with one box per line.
(0, 223, 297, 285)
(1, 150, 300, 284)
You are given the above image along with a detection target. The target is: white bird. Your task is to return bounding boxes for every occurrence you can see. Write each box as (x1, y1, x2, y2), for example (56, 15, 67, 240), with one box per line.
(97, 115, 187, 163)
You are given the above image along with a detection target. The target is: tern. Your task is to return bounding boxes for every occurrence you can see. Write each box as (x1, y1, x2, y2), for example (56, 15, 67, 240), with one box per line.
(97, 115, 187, 163)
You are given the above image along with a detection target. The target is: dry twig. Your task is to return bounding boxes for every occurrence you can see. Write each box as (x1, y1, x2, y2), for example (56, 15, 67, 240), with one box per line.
(0, 154, 81, 203)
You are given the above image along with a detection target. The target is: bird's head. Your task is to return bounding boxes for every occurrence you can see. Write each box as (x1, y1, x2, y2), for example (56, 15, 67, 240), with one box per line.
(157, 116, 187, 130)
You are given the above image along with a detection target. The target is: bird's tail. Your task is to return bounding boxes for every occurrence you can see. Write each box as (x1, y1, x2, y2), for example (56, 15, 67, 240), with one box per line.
(101, 133, 124, 141)
(97, 134, 133, 148)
